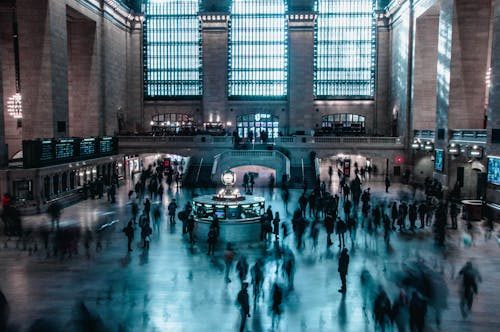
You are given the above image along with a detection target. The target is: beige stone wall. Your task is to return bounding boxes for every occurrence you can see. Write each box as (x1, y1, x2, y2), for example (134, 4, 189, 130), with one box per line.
(4, 0, 141, 144)
(412, 10, 439, 130)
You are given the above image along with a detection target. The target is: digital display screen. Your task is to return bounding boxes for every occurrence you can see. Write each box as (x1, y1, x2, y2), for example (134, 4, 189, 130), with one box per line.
(214, 210, 226, 219)
(487, 156, 500, 186)
(79, 139, 96, 156)
(40, 141, 53, 161)
(100, 137, 114, 154)
(22, 136, 118, 168)
(55, 140, 75, 159)
(435, 149, 444, 172)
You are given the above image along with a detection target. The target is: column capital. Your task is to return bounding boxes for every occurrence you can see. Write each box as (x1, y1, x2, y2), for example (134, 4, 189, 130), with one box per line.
(286, 12, 317, 29)
(199, 12, 230, 29)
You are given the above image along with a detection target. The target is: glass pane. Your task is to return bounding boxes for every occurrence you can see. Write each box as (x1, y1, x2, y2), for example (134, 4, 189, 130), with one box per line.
(229, 0, 287, 97)
(314, 0, 376, 98)
(144, 1, 202, 97)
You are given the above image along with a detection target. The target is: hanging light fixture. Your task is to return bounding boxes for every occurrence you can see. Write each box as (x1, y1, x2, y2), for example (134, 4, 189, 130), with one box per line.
(7, 93, 22, 119)
(9, 3, 23, 119)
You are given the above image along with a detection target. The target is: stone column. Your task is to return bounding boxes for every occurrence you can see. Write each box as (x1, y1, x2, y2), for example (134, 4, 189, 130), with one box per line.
(375, 13, 391, 136)
(126, 20, 144, 133)
(57, 173, 62, 194)
(486, 0, 500, 203)
(49, 175, 54, 197)
(0, 19, 6, 166)
(17, 0, 69, 140)
(287, 12, 316, 134)
(200, 13, 229, 126)
(435, 0, 492, 187)
(67, 11, 99, 137)
(0, 7, 21, 161)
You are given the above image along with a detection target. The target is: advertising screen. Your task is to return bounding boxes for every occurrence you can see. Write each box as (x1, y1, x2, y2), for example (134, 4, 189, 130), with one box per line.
(435, 149, 444, 172)
(487, 156, 500, 185)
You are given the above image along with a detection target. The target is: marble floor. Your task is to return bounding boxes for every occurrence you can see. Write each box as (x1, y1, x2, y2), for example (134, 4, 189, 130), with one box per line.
(0, 178, 499, 332)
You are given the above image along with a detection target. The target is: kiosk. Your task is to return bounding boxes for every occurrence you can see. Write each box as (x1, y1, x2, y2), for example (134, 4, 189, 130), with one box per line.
(193, 171, 265, 242)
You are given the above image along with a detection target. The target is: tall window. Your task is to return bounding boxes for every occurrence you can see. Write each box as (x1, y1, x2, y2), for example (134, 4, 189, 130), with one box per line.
(143, 0, 202, 98)
(229, 0, 287, 97)
(314, 0, 376, 98)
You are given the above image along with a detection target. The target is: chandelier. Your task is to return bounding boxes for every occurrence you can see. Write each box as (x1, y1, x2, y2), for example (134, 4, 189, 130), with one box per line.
(7, 93, 23, 119)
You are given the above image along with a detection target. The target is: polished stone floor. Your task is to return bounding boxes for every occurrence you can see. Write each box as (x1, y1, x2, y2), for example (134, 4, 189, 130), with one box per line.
(0, 177, 499, 332)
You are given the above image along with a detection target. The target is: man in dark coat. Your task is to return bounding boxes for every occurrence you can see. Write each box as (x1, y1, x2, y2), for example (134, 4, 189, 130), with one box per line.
(237, 282, 250, 332)
(338, 248, 350, 293)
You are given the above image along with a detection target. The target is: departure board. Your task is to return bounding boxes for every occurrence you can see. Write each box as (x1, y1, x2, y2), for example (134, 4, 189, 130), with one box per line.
(79, 138, 96, 156)
(99, 137, 115, 154)
(22, 136, 118, 168)
(40, 141, 54, 161)
(55, 139, 75, 160)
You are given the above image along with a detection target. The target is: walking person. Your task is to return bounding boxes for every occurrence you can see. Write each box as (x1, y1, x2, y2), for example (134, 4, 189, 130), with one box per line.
(168, 199, 177, 225)
(186, 215, 196, 244)
(459, 261, 482, 318)
(450, 201, 459, 229)
(223, 243, 236, 283)
(237, 282, 251, 332)
(251, 259, 264, 306)
(207, 227, 217, 256)
(298, 192, 308, 217)
(273, 212, 280, 240)
(236, 255, 249, 284)
(324, 213, 335, 247)
(336, 217, 347, 248)
(418, 201, 427, 228)
(338, 248, 349, 293)
(409, 291, 427, 332)
(391, 201, 399, 230)
(409, 203, 417, 230)
(385, 175, 391, 193)
(271, 283, 283, 329)
(123, 221, 134, 252)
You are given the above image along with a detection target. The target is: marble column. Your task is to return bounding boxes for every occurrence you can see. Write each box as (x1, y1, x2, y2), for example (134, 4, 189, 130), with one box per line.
(435, 0, 492, 187)
(200, 13, 229, 126)
(486, 0, 500, 203)
(287, 12, 316, 134)
(17, 0, 69, 140)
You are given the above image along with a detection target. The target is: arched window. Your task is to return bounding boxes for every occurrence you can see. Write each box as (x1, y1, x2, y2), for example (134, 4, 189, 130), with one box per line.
(314, 0, 376, 98)
(321, 114, 366, 136)
(229, 0, 287, 97)
(143, 0, 202, 98)
(236, 113, 280, 139)
(151, 113, 195, 135)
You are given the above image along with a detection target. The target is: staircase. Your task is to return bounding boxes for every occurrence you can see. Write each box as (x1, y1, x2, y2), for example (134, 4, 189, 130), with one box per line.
(289, 164, 317, 189)
(184, 163, 214, 187)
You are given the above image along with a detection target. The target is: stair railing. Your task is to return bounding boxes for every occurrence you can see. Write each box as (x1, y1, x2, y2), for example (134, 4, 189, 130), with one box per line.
(195, 158, 204, 184)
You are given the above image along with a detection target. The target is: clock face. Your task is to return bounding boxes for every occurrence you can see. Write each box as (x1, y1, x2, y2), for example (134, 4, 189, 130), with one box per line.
(221, 171, 236, 186)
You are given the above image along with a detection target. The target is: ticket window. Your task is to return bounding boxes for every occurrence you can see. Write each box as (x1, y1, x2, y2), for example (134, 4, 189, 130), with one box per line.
(13, 180, 33, 201)
(227, 205, 240, 219)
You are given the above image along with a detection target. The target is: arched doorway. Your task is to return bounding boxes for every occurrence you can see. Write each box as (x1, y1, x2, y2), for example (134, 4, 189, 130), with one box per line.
(236, 113, 279, 139)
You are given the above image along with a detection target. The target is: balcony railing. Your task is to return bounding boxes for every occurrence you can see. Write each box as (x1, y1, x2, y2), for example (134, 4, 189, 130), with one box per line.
(118, 135, 404, 151)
